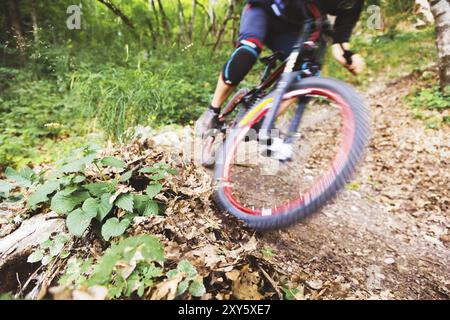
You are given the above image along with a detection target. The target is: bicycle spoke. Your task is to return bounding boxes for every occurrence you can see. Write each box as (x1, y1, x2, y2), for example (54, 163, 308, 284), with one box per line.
(226, 94, 343, 211)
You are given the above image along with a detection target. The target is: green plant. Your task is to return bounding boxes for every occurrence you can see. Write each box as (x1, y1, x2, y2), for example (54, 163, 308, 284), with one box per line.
(166, 260, 206, 298)
(283, 284, 305, 300)
(27, 234, 71, 266)
(407, 84, 449, 129)
(58, 235, 205, 299)
(345, 181, 361, 191)
(0, 292, 14, 300)
(261, 247, 276, 258)
(3, 147, 176, 241)
(409, 85, 450, 111)
(58, 236, 160, 298)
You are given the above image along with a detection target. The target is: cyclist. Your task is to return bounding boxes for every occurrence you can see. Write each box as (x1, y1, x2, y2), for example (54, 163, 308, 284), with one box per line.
(195, 0, 366, 136)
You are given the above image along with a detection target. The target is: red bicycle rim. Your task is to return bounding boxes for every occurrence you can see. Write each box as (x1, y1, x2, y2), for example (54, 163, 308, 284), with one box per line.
(221, 87, 356, 216)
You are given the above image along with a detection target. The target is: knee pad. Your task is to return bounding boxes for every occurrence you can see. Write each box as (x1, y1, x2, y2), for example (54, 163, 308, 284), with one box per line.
(222, 40, 262, 85)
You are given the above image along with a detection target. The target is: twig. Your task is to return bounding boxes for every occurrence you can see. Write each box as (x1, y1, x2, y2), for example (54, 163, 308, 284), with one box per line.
(257, 264, 283, 300)
(14, 273, 23, 299)
(18, 264, 44, 295)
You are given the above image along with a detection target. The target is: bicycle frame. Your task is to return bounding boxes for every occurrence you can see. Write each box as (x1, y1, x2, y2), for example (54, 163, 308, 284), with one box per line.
(219, 3, 328, 140)
(258, 10, 325, 141)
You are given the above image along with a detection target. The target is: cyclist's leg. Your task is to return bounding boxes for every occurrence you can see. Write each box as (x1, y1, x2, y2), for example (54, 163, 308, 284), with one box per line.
(265, 23, 301, 116)
(265, 17, 300, 60)
(197, 4, 268, 136)
(210, 4, 268, 110)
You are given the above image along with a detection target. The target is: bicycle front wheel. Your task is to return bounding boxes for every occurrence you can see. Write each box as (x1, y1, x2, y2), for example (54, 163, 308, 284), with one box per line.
(213, 77, 370, 230)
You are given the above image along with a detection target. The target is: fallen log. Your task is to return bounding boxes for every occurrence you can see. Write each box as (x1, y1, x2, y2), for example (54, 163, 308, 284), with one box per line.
(0, 212, 65, 293)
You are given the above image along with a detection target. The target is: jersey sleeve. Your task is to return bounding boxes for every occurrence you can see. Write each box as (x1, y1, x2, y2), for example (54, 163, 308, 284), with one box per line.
(332, 1, 363, 43)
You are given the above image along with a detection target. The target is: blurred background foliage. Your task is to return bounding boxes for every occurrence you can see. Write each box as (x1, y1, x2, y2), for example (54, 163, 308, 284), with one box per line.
(0, 0, 443, 169)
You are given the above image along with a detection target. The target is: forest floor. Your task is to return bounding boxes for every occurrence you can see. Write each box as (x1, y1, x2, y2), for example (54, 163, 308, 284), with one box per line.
(201, 70, 450, 299)
(0, 70, 448, 300)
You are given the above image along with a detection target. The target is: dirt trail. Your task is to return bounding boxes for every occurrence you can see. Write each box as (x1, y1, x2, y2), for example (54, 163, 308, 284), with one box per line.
(255, 74, 450, 299)
(2, 72, 447, 300)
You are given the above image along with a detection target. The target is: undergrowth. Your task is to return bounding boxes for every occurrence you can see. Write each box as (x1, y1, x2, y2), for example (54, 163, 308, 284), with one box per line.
(0, 29, 438, 169)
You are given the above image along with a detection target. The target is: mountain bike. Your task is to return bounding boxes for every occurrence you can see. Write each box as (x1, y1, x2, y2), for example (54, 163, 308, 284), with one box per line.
(200, 4, 370, 230)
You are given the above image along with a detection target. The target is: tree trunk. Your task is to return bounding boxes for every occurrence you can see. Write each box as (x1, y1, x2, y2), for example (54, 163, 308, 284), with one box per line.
(213, 0, 236, 52)
(149, 0, 160, 39)
(428, 0, 450, 91)
(145, 0, 157, 48)
(31, 0, 39, 42)
(157, 0, 171, 38)
(188, 0, 197, 41)
(209, 0, 217, 34)
(6, 0, 25, 50)
(176, 0, 187, 46)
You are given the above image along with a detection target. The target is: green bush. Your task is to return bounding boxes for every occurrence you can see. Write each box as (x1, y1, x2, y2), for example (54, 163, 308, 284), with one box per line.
(67, 47, 225, 140)
(410, 85, 450, 111)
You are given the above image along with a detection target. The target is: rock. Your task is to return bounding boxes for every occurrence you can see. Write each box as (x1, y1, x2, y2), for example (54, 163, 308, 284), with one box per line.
(384, 257, 395, 265)
(306, 279, 323, 290)
(151, 131, 181, 147)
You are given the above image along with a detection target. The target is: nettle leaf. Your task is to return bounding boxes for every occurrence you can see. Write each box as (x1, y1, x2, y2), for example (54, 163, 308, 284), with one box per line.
(144, 264, 163, 278)
(141, 163, 177, 175)
(136, 236, 165, 262)
(82, 198, 99, 217)
(73, 176, 86, 184)
(41, 255, 52, 266)
(167, 269, 179, 279)
(66, 208, 96, 237)
(177, 260, 197, 278)
(143, 200, 159, 216)
(27, 181, 60, 208)
(0, 180, 12, 196)
(133, 194, 149, 215)
(57, 175, 73, 187)
(27, 250, 44, 263)
(97, 193, 113, 221)
(119, 170, 133, 182)
(145, 183, 162, 199)
(85, 182, 112, 197)
(177, 279, 190, 296)
(60, 159, 86, 174)
(137, 282, 146, 297)
(133, 195, 159, 216)
(101, 218, 130, 241)
(125, 274, 141, 296)
(88, 235, 164, 288)
(138, 167, 158, 174)
(189, 279, 206, 297)
(40, 239, 53, 249)
(5, 167, 32, 187)
(54, 234, 70, 244)
(115, 193, 134, 212)
(100, 156, 126, 169)
(151, 172, 166, 181)
(19, 166, 35, 180)
(60, 185, 79, 196)
(51, 191, 89, 215)
(50, 241, 65, 257)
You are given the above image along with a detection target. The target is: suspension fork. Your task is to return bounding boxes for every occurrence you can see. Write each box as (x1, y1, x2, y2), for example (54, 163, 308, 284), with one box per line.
(258, 19, 314, 142)
(285, 96, 309, 144)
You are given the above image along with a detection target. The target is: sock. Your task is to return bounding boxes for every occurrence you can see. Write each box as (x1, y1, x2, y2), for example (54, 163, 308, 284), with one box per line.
(208, 104, 220, 114)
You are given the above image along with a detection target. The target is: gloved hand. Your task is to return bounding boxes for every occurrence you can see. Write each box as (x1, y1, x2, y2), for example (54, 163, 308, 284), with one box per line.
(331, 43, 366, 75)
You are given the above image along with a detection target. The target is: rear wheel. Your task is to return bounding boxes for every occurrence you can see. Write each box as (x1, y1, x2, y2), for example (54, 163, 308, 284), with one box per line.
(213, 77, 370, 230)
